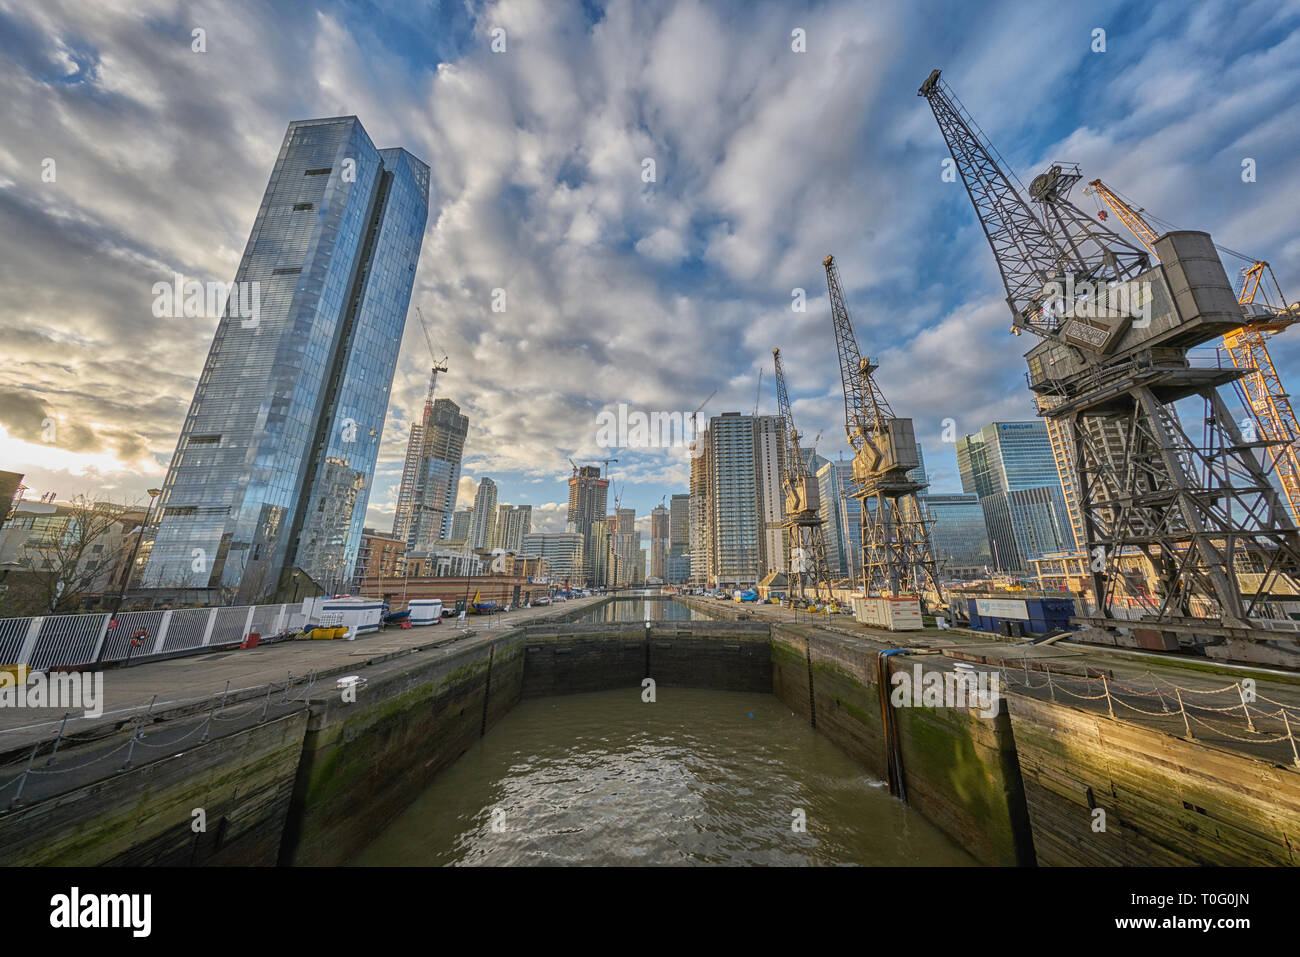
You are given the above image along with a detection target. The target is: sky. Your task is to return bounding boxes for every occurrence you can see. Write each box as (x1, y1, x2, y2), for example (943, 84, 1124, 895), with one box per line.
(1, 0, 1299, 541)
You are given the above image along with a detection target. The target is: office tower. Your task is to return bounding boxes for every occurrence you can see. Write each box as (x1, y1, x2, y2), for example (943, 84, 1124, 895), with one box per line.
(449, 508, 473, 544)
(520, 532, 584, 584)
(469, 478, 498, 549)
(927, 493, 992, 579)
(567, 466, 609, 585)
(816, 459, 862, 581)
(393, 397, 468, 551)
(143, 117, 429, 602)
(703, 412, 785, 589)
(956, 421, 1076, 573)
(649, 504, 670, 580)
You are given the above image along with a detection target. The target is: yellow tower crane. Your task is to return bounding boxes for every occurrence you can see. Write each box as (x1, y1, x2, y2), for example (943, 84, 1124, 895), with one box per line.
(1086, 178, 1300, 526)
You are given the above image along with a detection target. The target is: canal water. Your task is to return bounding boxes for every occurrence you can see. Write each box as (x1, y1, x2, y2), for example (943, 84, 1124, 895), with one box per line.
(350, 688, 974, 866)
(576, 596, 705, 622)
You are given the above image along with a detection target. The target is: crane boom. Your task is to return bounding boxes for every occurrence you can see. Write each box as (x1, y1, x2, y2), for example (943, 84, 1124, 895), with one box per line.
(920, 68, 1300, 628)
(772, 348, 833, 602)
(1087, 177, 1300, 527)
(824, 254, 894, 447)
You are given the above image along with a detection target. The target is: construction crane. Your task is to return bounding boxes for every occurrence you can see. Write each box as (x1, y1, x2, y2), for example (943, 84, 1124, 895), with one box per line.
(600, 458, 618, 477)
(824, 253, 941, 601)
(753, 367, 763, 417)
(919, 68, 1300, 627)
(1086, 178, 1300, 527)
(771, 348, 834, 603)
(393, 306, 450, 548)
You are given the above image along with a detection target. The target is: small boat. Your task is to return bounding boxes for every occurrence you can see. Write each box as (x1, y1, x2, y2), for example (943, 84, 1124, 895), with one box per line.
(383, 609, 411, 624)
(469, 588, 500, 614)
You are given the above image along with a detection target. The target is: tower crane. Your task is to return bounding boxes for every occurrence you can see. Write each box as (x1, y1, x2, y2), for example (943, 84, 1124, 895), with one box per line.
(393, 306, 450, 547)
(919, 68, 1300, 627)
(772, 348, 834, 603)
(824, 254, 941, 601)
(1086, 177, 1300, 527)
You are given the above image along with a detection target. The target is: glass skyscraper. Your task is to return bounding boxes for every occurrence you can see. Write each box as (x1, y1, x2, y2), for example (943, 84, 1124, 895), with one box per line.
(143, 117, 429, 602)
(955, 421, 1076, 573)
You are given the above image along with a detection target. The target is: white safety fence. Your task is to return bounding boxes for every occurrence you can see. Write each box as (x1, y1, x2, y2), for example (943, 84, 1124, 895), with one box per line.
(0, 603, 309, 671)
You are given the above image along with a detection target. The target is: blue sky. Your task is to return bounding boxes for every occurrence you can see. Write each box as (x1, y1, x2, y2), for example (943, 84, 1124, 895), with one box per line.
(0, 0, 1298, 539)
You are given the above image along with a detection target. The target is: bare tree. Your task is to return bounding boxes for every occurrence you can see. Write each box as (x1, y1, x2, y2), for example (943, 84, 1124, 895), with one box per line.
(1, 494, 140, 616)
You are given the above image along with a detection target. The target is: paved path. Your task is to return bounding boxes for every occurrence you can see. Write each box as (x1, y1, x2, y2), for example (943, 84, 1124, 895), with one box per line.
(0, 597, 605, 755)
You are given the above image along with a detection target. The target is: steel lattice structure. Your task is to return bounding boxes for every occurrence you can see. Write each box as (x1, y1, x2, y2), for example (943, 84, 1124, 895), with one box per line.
(771, 348, 834, 602)
(824, 254, 942, 600)
(1088, 179, 1300, 528)
(920, 69, 1300, 629)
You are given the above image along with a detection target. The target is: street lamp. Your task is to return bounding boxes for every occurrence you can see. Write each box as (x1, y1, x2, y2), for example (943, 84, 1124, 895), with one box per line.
(95, 487, 162, 668)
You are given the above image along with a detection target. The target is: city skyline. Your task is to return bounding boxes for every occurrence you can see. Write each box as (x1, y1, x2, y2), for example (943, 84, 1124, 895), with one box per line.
(1, 0, 1299, 545)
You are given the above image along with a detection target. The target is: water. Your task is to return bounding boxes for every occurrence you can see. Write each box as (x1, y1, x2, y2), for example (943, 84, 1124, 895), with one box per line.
(350, 688, 975, 866)
(576, 595, 705, 621)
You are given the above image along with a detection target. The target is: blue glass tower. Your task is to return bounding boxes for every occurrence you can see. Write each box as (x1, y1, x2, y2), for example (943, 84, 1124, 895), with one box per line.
(143, 117, 429, 602)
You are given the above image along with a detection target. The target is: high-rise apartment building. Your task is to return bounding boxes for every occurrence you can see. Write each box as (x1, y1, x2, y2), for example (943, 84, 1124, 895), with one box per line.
(143, 117, 429, 601)
(701, 413, 785, 588)
(449, 508, 473, 544)
(649, 504, 670, 581)
(393, 397, 468, 551)
(469, 478, 498, 549)
(956, 421, 1075, 574)
(567, 466, 609, 586)
(490, 504, 531, 553)
(689, 430, 711, 586)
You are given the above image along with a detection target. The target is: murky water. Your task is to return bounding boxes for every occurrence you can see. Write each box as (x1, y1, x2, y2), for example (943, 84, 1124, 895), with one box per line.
(350, 688, 974, 866)
(577, 596, 704, 622)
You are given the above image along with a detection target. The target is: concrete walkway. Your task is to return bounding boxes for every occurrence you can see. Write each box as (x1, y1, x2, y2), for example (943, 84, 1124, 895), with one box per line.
(0, 597, 605, 756)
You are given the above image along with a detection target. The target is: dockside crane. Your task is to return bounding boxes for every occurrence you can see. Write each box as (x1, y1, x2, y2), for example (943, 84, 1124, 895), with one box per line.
(919, 68, 1300, 627)
(824, 254, 941, 602)
(1087, 177, 1300, 527)
(771, 349, 834, 603)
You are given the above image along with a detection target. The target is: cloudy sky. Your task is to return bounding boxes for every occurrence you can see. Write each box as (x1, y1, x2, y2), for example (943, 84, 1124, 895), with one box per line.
(1, 0, 1299, 537)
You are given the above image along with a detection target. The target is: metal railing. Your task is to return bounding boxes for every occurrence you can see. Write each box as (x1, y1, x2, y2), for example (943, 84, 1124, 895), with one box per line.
(0, 603, 308, 671)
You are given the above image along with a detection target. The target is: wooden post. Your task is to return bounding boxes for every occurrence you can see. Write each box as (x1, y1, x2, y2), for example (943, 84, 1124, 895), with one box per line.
(1282, 709, 1300, 769)
(1102, 674, 1115, 719)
